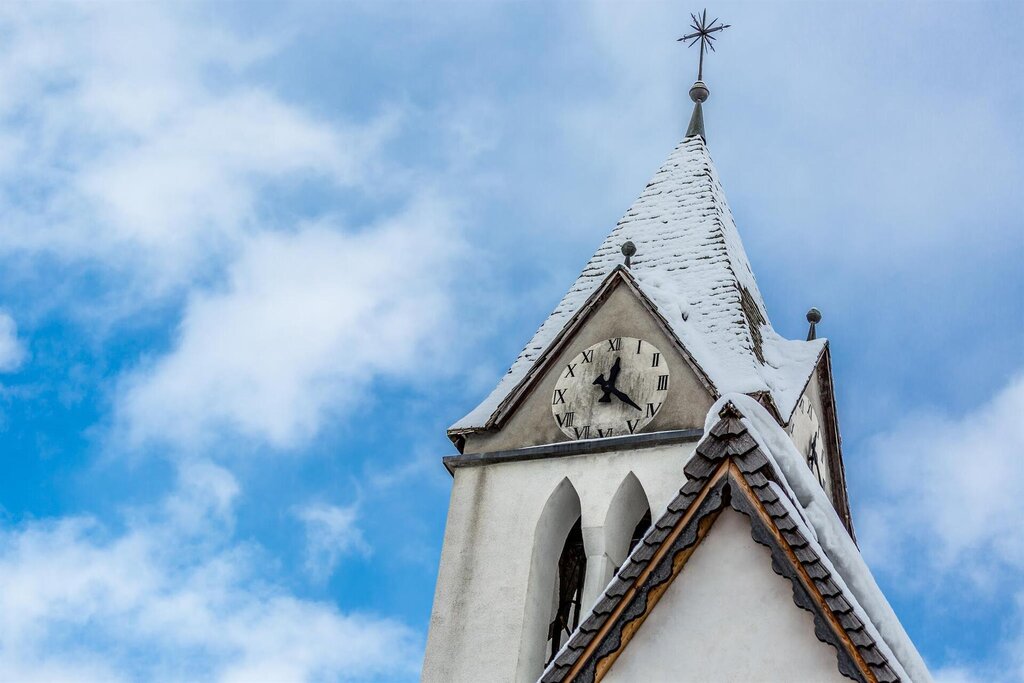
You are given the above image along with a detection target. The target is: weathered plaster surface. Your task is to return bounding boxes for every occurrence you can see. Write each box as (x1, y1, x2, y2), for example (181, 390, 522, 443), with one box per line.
(421, 442, 696, 683)
(604, 507, 848, 683)
(463, 282, 714, 454)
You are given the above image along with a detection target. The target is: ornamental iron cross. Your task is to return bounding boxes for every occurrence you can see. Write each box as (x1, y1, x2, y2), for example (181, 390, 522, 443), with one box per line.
(678, 9, 730, 81)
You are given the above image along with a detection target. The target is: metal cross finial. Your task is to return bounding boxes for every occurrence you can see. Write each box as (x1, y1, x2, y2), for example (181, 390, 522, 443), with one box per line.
(678, 9, 730, 82)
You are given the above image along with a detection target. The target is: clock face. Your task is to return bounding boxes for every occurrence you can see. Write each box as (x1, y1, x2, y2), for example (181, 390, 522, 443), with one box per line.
(551, 337, 670, 440)
(789, 396, 830, 491)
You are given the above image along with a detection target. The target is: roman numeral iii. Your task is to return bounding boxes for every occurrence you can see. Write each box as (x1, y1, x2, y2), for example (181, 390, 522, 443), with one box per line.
(657, 374, 669, 391)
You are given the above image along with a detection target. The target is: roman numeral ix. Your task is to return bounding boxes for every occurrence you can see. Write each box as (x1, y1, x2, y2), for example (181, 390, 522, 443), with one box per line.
(552, 389, 567, 405)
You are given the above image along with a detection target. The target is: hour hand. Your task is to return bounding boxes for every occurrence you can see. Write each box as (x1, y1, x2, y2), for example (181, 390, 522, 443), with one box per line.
(612, 388, 642, 411)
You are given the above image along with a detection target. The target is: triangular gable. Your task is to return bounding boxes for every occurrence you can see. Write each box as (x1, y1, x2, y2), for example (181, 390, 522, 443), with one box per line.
(451, 135, 825, 437)
(448, 266, 718, 442)
(540, 403, 902, 683)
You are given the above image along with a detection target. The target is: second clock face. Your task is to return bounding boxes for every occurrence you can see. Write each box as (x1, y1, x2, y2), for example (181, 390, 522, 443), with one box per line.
(551, 337, 670, 440)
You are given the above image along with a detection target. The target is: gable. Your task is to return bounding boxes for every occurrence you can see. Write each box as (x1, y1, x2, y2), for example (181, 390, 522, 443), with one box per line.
(784, 349, 855, 537)
(460, 274, 715, 454)
(540, 401, 906, 683)
(603, 507, 847, 683)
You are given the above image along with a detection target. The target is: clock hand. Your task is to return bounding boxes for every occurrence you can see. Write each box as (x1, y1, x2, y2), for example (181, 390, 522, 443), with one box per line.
(608, 357, 622, 384)
(611, 388, 642, 411)
(593, 374, 613, 402)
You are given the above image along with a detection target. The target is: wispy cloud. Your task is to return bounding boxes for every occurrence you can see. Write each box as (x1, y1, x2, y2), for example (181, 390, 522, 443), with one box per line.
(115, 197, 462, 451)
(295, 502, 370, 582)
(859, 372, 1024, 680)
(0, 3, 391, 314)
(0, 461, 419, 682)
(0, 312, 25, 372)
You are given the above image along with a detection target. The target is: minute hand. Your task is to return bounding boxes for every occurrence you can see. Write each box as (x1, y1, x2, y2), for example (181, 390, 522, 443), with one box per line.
(612, 388, 642, 411)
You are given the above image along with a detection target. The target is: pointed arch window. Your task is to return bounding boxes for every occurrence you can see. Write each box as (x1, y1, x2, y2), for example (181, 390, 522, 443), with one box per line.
(546, 516, 587, 664)
(628, 508, 653, 554)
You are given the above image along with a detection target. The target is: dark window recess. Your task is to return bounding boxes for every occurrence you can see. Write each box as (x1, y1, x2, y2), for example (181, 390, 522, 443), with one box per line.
(628, 509, 653, 555)
(546, 518, 587, 664)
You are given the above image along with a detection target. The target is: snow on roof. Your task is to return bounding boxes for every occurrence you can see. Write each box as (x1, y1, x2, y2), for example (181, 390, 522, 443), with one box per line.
(540, 395, 931, 683)
(452, 135, 824, 433)
(713, 394, 932, 682)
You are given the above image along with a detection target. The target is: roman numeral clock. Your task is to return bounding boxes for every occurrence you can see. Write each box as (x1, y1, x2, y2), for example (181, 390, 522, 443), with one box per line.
(551, 337, 669, 440)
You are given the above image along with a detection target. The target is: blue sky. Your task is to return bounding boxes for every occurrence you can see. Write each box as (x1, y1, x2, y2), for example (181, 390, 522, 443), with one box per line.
(0, 1, 1021, 681)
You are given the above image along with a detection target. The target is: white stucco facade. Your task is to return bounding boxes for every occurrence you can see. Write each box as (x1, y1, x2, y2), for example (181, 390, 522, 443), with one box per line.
(421, 441, 697, 683)
(603, 507, 848, 683)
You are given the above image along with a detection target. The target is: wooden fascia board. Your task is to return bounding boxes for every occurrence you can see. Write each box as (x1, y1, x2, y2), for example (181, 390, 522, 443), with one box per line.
(563, 461, 732, 682)
(475, 266, 719, 433)
(563, 462, 877, 683)
(728, 464, 875, 682)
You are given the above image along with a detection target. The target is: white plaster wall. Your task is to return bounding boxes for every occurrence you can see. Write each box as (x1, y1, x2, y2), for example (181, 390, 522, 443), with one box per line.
(604, 507, 848, 683)
(421, 442, 696, 683)
(582, 473, 650, 612)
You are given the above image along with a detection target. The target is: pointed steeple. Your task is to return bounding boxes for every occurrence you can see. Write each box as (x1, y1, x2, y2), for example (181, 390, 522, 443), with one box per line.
(451, 135, 826, 435)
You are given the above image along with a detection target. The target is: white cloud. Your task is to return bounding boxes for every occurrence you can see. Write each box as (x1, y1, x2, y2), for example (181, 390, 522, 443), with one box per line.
(859, 373, 1024, 575)
(859, 372, 1024, 680)
(0, 462, 419, 683)
(295, 502, 370, 582)
(116, 197, 461, 450)
(0, 3, 390, 308)
(0, 312, 25, 372)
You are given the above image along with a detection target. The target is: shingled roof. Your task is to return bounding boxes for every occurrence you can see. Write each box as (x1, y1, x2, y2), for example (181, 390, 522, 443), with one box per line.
(539, 395, 931, 683)
(451, 135, 824, 436)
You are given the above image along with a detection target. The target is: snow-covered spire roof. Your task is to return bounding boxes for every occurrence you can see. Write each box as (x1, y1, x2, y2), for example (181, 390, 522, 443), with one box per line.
(451, 134, 825, 434)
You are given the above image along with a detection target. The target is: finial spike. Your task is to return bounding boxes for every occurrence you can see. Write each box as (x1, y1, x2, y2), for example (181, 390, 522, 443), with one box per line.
(678, 9, 728, 140)
(806, 308, 822, 341)
(685, 100, 705, 141)
(621, 241, 636, 268)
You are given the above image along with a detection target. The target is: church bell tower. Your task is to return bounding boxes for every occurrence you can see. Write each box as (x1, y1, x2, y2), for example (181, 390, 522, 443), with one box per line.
(423, 13, 930, 683)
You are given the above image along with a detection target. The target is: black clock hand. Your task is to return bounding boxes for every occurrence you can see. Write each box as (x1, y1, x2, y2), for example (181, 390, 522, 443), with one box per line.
(593, 373, 613, 402)
(611, 388, 642, 411)
(608, 357, 621, 384)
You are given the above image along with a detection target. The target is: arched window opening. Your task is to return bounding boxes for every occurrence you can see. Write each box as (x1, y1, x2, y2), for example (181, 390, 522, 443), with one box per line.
(546, 516, 587, 664)
(628, 508, 653, 555)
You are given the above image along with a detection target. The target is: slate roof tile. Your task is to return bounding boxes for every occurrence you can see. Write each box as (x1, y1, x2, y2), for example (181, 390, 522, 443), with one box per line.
(538, 407, 903, 683)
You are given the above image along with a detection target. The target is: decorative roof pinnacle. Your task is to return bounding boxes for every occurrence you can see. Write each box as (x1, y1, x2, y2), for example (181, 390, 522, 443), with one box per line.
(678, 9, 729, 141)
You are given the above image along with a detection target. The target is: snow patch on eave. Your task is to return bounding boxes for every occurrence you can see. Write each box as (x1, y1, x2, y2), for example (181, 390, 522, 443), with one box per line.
(706, 394, 933, 683)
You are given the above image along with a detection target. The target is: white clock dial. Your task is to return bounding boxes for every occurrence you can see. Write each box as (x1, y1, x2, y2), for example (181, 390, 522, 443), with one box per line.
(788, 396, 830, 491)
(551, 337, 669, 440)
